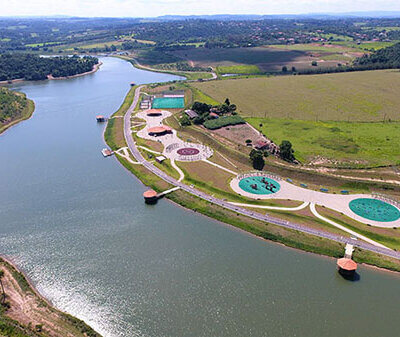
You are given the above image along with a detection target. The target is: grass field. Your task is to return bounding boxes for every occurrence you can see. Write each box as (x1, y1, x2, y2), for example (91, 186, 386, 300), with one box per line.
(247, 117, 400, 166)
(192, 70, 400, 166)
(192, 70, 400, 122)
(217, 65, 261, 74)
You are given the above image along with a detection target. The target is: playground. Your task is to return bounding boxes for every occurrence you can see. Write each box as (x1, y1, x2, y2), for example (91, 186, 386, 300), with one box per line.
(349, 198, 400, 222)
(238, 176, 281, 195)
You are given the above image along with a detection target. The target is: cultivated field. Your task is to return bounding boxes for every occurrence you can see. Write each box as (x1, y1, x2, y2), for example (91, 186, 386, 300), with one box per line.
(192, 70, 400, 122)
(171, 45, 355, 71)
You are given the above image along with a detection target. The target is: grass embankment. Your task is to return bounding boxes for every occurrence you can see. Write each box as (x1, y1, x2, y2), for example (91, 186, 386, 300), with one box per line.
(216, 65, 261, 75)
(0, 258, 101, 337)
(104, 86, 400, 273)
(0, 88, 35, 135)
(192, 70, 400, 167)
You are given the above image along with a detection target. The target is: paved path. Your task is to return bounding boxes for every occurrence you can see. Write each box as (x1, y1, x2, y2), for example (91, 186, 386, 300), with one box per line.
(171, 159, 185, 182)
(229, 201, 310, 211)
(123, 86, 400, 261)
(310, 203, 389, 249)
(230, 177, 400, 228)
(202, 159, 238, 175)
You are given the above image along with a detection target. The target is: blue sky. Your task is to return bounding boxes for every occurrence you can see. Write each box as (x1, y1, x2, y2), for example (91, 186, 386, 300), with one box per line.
(2, 0, 400, 17)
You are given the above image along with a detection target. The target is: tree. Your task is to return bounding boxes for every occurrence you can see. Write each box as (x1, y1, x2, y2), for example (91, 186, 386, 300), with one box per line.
(224, 98, 230, 106)
(311, 61, 318, 67)
(291, 66, 296, 72)
(282, 66, 288, 73)
(279, 140, 295, 162)
(249, 149, 265, 170)
(180, 114, 191, 126)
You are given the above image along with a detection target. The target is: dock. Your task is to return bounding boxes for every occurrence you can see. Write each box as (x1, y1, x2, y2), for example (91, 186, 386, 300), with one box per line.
(337, 243, 357, 279)
(143, 187, 180, 204)
(96, 115, 107, 122)
(102, 148, 114, 157)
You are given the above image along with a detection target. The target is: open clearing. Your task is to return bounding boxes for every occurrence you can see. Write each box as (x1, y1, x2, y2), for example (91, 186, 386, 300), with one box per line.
(192, 70, 400, 121)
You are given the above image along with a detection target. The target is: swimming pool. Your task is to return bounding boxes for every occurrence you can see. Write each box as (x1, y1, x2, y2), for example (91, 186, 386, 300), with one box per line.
(349, 198, 400, 222)
(238, 176, 281, 195)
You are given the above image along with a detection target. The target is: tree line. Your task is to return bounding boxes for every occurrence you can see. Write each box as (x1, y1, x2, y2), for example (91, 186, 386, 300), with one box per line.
(0, 54, 99, 81)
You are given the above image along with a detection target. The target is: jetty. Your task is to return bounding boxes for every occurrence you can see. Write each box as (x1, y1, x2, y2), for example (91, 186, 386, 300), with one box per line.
(102, 148, 114, 157)
(96, 115, 107, 122)
(337, 244, 357, 278)
(143, 186, 180, 204)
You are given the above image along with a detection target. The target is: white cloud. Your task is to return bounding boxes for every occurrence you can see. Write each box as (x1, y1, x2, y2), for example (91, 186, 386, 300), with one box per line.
(1, 0, 400, 17)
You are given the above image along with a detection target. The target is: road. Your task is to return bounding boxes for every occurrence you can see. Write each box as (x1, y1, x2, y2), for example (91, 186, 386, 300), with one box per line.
(123, 86, 400, 261)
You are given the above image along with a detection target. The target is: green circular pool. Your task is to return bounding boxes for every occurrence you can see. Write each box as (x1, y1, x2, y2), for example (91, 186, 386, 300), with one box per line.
(238, 176, 280, 195)
(349, 198, 400, 222)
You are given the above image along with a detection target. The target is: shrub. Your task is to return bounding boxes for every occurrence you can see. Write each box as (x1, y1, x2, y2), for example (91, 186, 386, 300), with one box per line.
(203, 115, 245, 130)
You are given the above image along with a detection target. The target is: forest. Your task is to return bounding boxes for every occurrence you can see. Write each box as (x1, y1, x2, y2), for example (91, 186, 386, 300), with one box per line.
(0, 54, 99, 81)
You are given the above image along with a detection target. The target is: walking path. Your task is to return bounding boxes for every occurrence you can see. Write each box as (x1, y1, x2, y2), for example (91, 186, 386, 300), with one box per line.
(310, 203, 389, 249)
(230, 176, 400, 228)
(122, 86, 400, 260)
(202, 159, 238, 175)
(171, 159, 185, 182)
(229, 201, 310, 211)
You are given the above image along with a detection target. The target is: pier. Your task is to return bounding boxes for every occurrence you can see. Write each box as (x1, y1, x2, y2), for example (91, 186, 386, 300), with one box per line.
(143, 186, 180, 204)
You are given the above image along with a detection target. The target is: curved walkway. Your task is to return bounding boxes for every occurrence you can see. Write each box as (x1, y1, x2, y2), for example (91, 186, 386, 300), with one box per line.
(230, 176, 400, 228)
(123, 86, 400, 260)
(310, 203, 389, 249)
(171, 159, 185, 182)
(229, 201, 310, 211)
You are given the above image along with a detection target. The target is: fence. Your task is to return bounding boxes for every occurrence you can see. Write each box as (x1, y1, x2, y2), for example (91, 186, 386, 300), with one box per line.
(237, 171, 282, 181)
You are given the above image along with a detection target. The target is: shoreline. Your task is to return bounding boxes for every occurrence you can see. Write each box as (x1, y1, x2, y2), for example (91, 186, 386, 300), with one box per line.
(0, 95, 35, 136)
(0, 61, 103, 86)
(0, 255, 102, 337)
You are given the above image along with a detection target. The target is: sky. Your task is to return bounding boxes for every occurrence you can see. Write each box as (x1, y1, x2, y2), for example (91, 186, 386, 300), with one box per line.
(1, 0, 400, 17)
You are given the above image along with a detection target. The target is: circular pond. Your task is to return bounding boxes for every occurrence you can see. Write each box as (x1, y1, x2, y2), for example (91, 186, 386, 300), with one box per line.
(349, 198, 400, 222)
(238, 176, 281, 195)
(177, 147, 200, 156)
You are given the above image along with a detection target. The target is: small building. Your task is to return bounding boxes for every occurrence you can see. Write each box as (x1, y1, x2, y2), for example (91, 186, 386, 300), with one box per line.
(96, 115, 107, 122)
(254, 140, 269, 150)
(185, 109, 198, 119)
(130, 82, 136, 86)
(146, 109, 163, 117)
(337, 258, 357, 278)
(148, 125, 173, 137)
(143, 189, 158, 204)
(155, 155, 166, 163)
(101, 148, 113, 157)
(209, 112, 219, 119)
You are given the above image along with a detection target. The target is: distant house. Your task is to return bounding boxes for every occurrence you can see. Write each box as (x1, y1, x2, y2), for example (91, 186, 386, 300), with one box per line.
(185, 109, 198, 119)
(209, 112, 219, 119)
(155, 155, 166, 163)
(254, 140, 269, 150)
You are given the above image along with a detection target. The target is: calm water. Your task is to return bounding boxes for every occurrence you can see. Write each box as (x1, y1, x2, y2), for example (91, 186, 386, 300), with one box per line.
(1, 57, 399, 337)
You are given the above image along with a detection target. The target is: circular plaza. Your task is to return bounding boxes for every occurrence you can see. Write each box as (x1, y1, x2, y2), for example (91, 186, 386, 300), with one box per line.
(165, 142, 213, 162)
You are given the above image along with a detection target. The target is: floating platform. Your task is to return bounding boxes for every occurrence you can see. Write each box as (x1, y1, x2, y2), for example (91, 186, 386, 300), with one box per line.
(102, 148, 114, 157)
(96, 115, 107, 122)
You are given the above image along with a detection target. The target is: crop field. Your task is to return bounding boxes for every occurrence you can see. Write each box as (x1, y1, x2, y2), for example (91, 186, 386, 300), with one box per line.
(171, 46, 354, 72)
(246, 117, 400, 166)
(192, 70, 400, 122)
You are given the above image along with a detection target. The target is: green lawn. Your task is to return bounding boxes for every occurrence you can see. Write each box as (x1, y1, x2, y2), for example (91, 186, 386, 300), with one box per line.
(247, 117, 400, 167)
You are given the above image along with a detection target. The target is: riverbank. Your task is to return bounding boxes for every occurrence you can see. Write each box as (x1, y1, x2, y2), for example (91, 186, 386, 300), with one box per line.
(47, 61, 103, 80)
(104, 85, 400, 273)
(0, 93, 35, 136)
(0, 61, 102, 85)
(0, 257, 101, 337)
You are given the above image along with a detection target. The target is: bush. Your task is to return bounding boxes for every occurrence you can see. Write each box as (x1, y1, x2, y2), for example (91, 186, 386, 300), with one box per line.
(203, 115, 245, 130)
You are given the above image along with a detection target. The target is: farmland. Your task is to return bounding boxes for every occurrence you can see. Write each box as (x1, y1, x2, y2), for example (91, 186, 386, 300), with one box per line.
(192, 70, 400, 121)
(192, 70, 400, 167)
